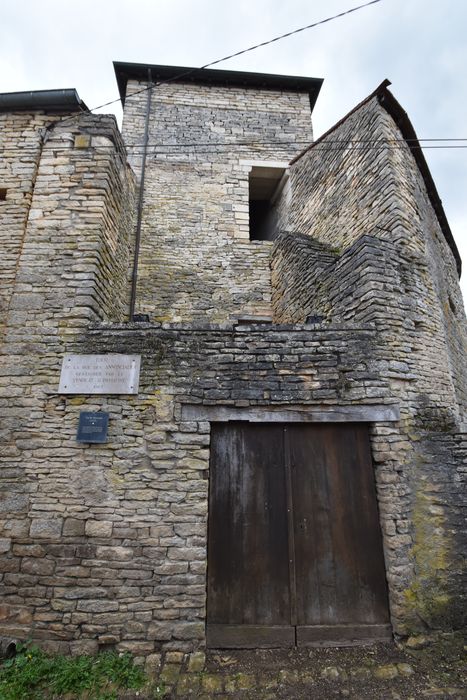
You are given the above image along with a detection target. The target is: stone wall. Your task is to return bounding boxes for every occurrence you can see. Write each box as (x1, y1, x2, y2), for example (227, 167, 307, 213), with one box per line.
(1, 77, 466, 656)
(271, 231, 337, 323)
(279, 91, 467, 426)
(0, 316, 402, 654)
(268, 89, 467, 632)
(0, 110, 135, 650)
(0, 111, 50, 338)
(121, 79, 313, 322)
(405, 432, 467, 630)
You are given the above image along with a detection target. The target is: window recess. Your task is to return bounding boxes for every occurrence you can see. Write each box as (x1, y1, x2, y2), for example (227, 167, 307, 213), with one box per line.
(248, 163, 288, 241)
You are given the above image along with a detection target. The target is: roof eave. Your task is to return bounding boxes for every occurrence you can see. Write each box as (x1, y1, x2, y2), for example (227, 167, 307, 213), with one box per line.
(0, 88, 87, 113)
(113, 61, 323, 112)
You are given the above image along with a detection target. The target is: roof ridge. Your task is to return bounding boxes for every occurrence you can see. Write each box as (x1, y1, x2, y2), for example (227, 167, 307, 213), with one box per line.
(290, 79, 391, 165)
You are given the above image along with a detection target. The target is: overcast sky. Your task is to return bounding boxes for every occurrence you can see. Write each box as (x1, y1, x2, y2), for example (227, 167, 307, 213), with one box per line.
(2, 0, 466, 301)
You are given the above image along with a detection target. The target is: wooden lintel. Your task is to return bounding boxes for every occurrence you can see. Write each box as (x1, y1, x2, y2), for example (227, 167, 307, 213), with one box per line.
(182, 404, 400, 423)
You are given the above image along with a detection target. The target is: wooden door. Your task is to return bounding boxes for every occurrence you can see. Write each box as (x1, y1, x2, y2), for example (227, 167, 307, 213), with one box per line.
(207, 422, 390, 648)
(289, 424, 391, 645)
(207, 423, 295, 647)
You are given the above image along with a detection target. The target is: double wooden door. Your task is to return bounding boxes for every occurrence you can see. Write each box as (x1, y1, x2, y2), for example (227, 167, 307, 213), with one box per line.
(207, 422, 390, 647)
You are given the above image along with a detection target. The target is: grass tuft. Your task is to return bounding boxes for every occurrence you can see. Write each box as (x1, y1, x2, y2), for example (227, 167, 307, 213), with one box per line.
(0, 643, 146, 700)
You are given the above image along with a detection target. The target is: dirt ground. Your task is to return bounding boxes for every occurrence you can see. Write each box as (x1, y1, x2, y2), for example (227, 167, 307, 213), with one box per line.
(204, 639, 466, 699)
(131, 633, 466, 699)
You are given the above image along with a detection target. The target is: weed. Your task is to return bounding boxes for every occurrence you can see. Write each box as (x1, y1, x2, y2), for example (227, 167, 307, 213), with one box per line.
(150, 680, 167, 699)
(0, 643, 146, 700)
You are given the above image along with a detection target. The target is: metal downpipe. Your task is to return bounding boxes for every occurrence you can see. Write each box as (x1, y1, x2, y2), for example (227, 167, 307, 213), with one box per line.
(129, 68, 152, 321)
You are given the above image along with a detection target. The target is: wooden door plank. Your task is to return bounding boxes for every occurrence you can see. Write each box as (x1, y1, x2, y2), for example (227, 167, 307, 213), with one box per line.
(290, 424, 335, 624)
(283, 426, 297, 626)
(297, 623, 392, 646)
(290, 423, 389, 627)
(207, 422, 291, 629)
(207, 624, 295, 649)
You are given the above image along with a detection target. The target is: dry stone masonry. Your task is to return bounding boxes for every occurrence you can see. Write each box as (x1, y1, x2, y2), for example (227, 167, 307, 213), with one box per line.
(0, 66, 465, 657)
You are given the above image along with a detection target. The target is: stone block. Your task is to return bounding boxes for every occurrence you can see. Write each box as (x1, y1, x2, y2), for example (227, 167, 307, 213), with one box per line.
(3, 520, 30, 537)
(172, 622, 204, 641)
(187, 651, 206, 672)
(77, 600, 119, 613)
(201, 674, 223, 692)
(21, 558, 55, 576)
(320, 666, 344, 681)
(95, 546, 132, 560)
(0, 538, 12, 553)
(397, 663, 415, 676)
(165, 651, 185, 663)
(0, 558, 20, 573)
(40, 641, 70, 655)
(145, 652, 162, 676)
(74, 135, 91, 149)
(12, 544, 45, 557)
(148, 622, 174, 641)
(0, 604, 32, 624)
(55, 565, 90, 578)
(63, 518, 85, 536)
(62, 587, 108, 600)
(374, 665, 399, 680)
(70, 639, 98, 655)
(85, 520, 113, 537)
(117, 640, 154, 655)
(29, 519, 63, 539)
(0, 495, 29, 514)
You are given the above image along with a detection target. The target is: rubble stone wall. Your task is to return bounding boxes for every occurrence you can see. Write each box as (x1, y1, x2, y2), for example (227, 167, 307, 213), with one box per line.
(271, 231, 337, 323)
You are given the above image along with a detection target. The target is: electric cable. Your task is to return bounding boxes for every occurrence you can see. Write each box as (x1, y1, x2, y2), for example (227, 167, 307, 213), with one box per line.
(3, 140, 467, 154)
(51, 0, 384, 126)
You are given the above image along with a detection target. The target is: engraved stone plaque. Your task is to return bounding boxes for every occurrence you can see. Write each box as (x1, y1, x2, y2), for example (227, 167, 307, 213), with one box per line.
(77, 412, 109, 443)
(59, 354, 141, 395)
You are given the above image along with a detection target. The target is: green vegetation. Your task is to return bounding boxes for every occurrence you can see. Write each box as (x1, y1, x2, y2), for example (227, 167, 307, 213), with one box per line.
(403, 489, 457, 630)
(0, 643, 146, 700)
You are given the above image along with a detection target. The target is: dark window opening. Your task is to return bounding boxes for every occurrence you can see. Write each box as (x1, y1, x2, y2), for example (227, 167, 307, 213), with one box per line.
(0, 188, 7, 201)
(249, 200, 273, 241)
(248, 166, 287, 241)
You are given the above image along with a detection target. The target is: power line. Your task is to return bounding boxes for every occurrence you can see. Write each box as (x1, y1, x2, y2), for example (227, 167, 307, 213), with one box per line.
(3, 136, 467, 150)
(3, 139, 467, 154)
(54, 0, 384, 125)
(197, 0, 384, 70)
(108, 138, 467, 145)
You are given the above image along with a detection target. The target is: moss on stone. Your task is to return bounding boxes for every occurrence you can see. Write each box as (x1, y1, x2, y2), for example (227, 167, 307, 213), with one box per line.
(403, 488, 455, 630)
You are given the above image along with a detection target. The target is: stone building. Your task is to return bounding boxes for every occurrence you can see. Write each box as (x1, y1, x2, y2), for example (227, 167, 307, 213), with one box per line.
(0, 63, 466, 656)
